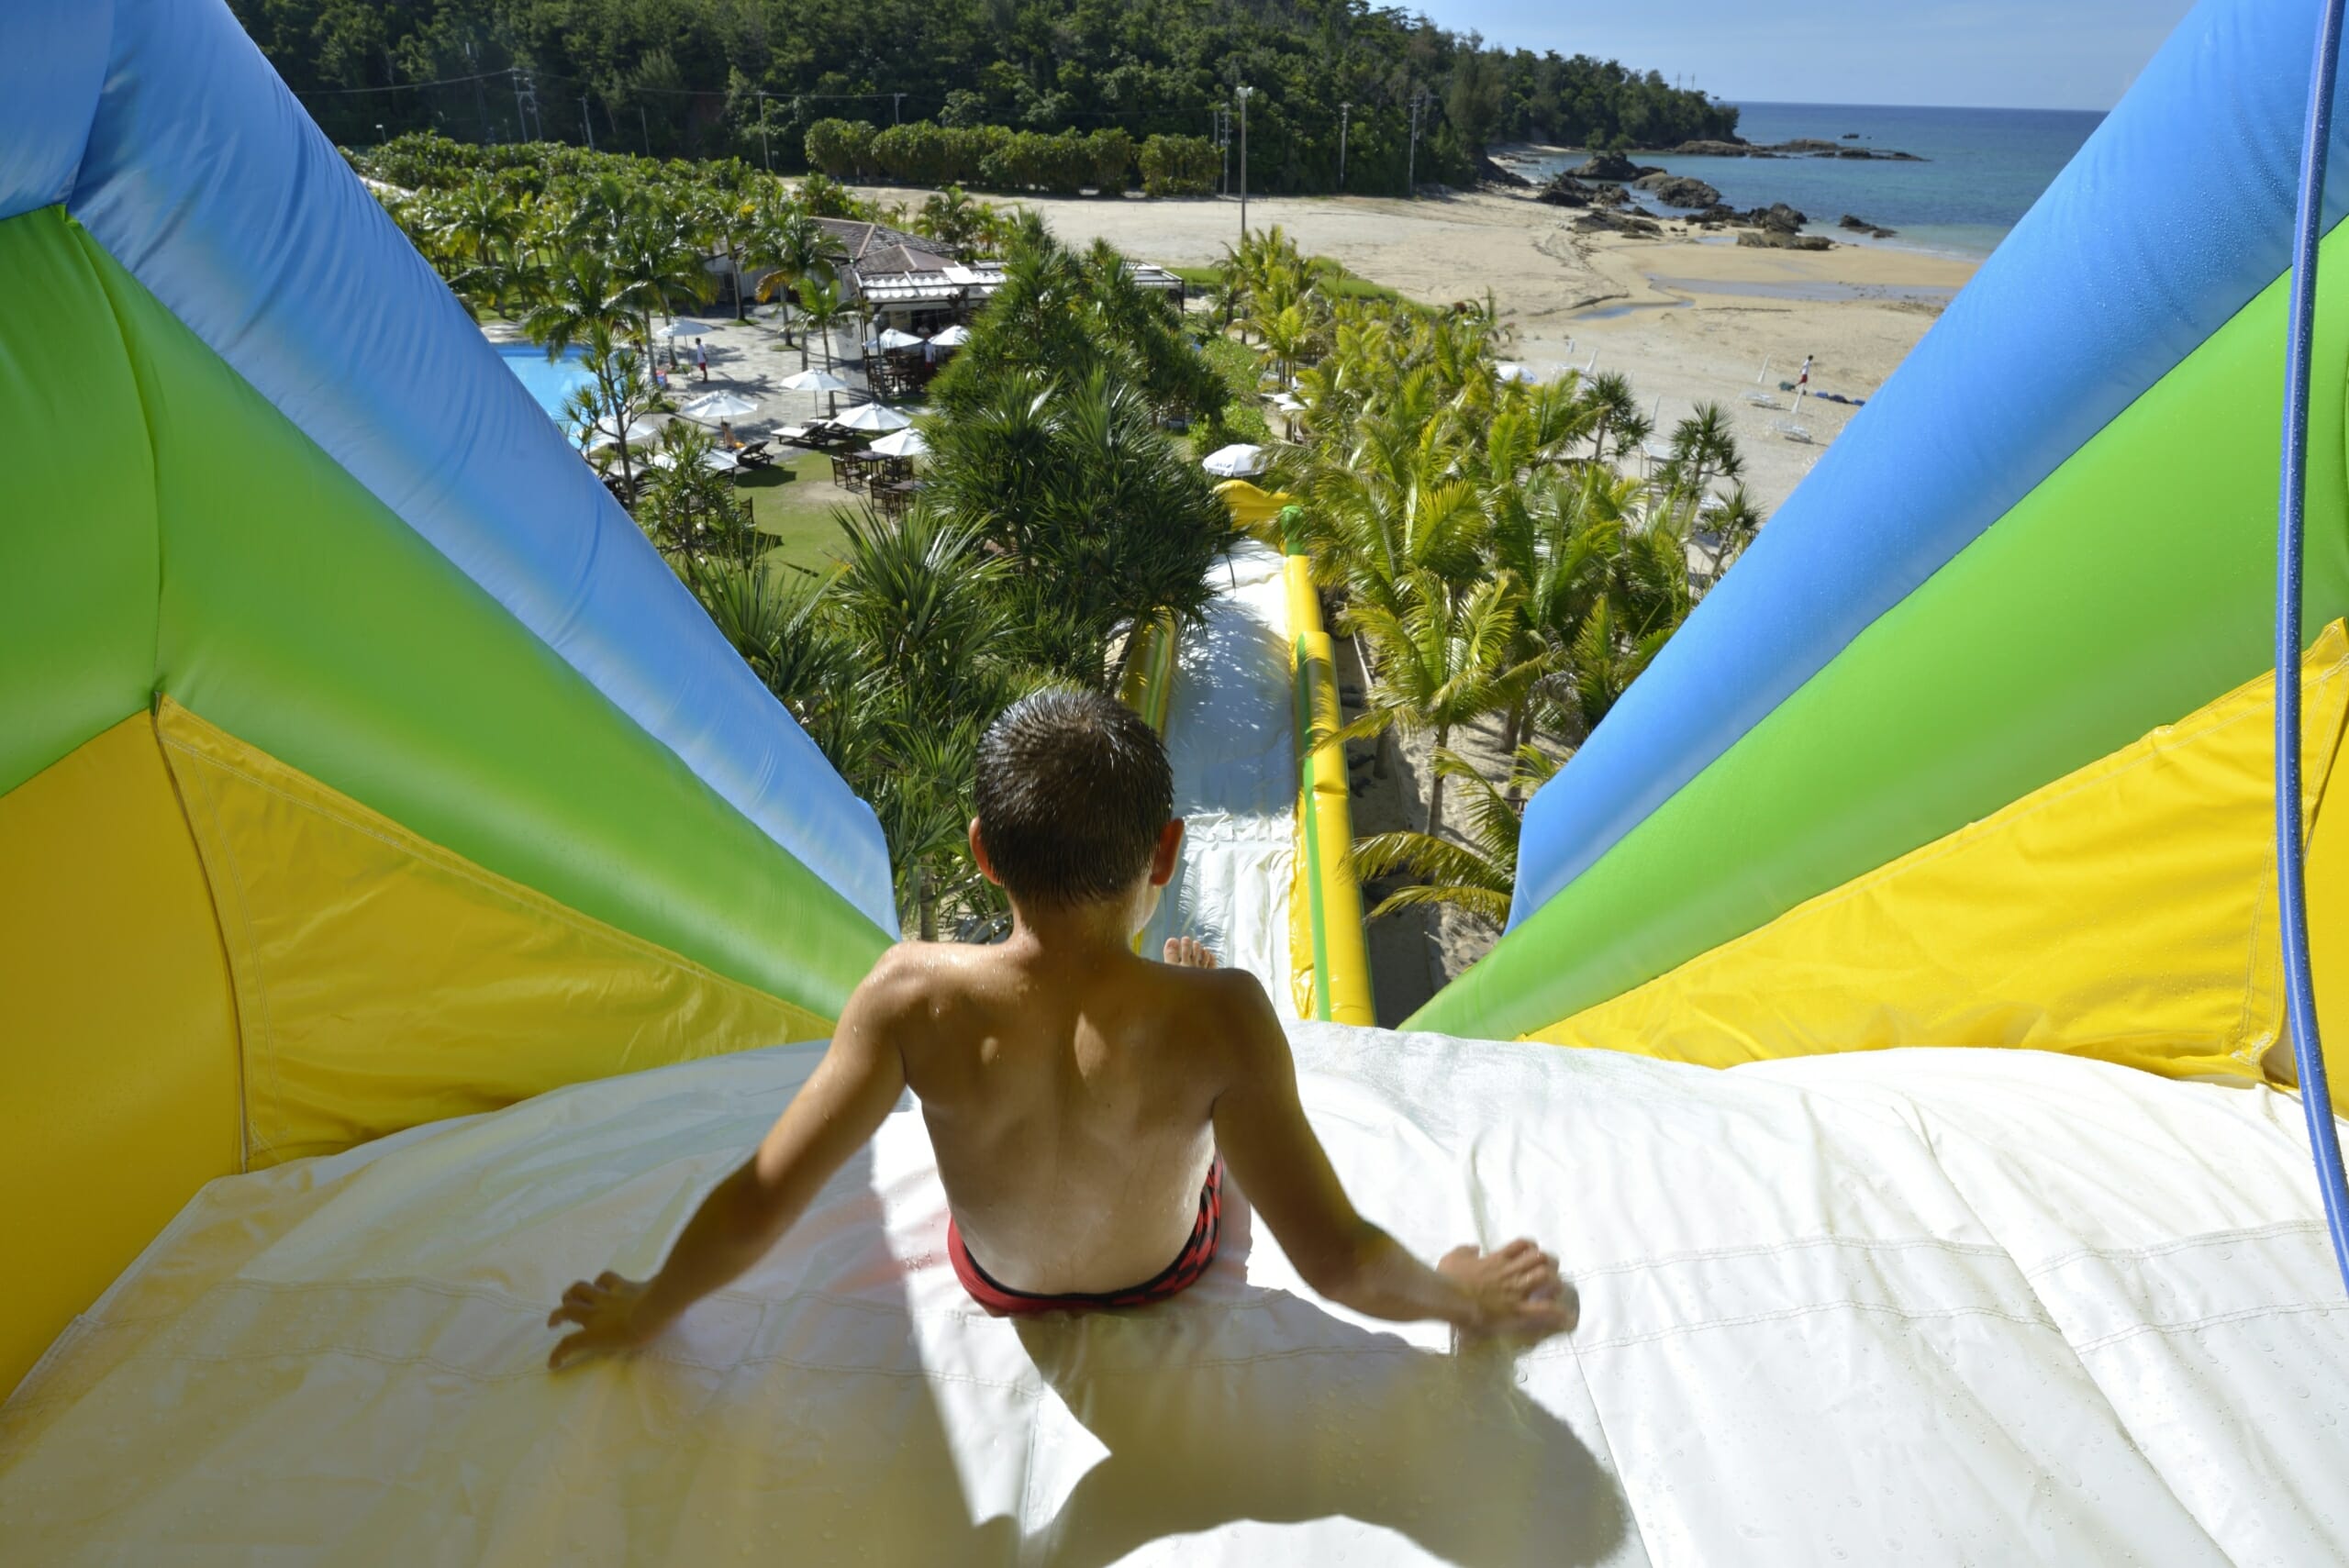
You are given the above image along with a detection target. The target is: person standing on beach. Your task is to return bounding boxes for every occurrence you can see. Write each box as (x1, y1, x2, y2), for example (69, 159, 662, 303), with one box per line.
(1797, 354, 1813, 391)
(694, 339, 710, 383)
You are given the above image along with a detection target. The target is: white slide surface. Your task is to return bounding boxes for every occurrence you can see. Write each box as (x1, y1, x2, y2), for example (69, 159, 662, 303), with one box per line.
(1139, 541, 1298, 1018)
(6, 1025, 2347, 1564)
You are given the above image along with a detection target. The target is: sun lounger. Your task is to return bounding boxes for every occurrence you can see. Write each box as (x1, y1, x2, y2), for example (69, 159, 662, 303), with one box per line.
(1773, 419, 1814, 444)
(735, 439, 774, 469)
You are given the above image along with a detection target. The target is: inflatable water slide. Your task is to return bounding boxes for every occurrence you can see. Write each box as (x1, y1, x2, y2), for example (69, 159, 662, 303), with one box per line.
(4, 0, 2348, 1561)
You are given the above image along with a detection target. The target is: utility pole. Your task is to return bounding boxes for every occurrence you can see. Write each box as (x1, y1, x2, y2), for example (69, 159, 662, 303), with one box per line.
(465, 42, 491, 144)
(510, 68, 528, 142)
(1236, 85, 1252, 243)
(1337, 102, 1350, 193)
(1407, 88, 1427, 198)
(1215, 104, 1230, 196)
(892, 92, 904, 126)
(581, 93, 595, 150)
(757, 91, 771, 172)
(640, 104, 651, 156)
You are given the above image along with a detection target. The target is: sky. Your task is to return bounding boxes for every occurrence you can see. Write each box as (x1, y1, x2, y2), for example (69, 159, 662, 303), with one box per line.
(1424, 0, 2201, 112)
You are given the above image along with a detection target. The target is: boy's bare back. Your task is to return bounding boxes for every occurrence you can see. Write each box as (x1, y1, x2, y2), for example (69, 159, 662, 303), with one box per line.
(547, 689, 1569, 1369)
(865, 935, 1249, 1295)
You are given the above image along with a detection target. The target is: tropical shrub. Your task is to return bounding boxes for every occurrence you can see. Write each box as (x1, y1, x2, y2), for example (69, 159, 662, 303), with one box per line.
(1139, 135, 1219, 196)
(802, 118, 879, 180)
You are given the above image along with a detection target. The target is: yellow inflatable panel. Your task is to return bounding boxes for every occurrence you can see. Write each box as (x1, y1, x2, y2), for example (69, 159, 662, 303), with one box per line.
(2295, 657, 2349, 1116)
(0, 712, 240, 1396)
(1215, 479, 1296, 541)
(156, 701, 832, 1167)
(1533, 622, 2349, 1099)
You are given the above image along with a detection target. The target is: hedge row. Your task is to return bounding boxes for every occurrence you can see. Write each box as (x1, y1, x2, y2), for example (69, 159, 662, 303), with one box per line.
(803, 119, 1218, 197)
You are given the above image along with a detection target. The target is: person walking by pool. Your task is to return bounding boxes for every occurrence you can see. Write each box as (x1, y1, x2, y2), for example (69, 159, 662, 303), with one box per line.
(1797, 354, 1813, 391)
(693, 339, 710, 383)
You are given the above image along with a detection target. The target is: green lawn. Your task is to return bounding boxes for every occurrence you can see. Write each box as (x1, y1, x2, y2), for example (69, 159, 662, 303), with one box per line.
(1197, 335, 1274, 446)
(737, 451, 854, 572)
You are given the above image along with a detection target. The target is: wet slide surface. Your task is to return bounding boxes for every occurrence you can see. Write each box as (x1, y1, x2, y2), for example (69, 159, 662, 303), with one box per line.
(1140, 543, 1299, 1017)
(6, 1028, 2346, 1563)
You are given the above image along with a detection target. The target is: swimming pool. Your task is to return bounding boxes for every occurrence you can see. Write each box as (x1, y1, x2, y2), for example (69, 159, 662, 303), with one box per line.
(496, 342, 593, 436)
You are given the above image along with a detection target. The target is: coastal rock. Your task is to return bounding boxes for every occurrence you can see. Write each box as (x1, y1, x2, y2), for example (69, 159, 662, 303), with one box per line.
(1736, 228, 1831, 250)
(1744, 201, 1809, 233)
(1592, 182, 1635, 207)
(1691, 202, 1740, 226)
(1573, 208, 1664, 239)
(1839, 212, 1898, 239)
(1531, 173, 1587, 206)
(1664, 139, 1752, 157)
(1477, 153, 1533, 188)
(1777, 138, 1842, 153)
(1569, 151, 1660, 183)
(1534, 173, 1592, 208)
(1631, 172, 1720, 208)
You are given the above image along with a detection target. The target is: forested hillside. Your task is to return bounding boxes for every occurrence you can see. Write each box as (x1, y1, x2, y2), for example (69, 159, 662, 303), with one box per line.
(232, 0, 1735, 194)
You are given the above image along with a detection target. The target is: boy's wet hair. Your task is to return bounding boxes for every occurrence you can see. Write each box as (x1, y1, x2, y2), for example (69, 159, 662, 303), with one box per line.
(974, 686, 1173, 908)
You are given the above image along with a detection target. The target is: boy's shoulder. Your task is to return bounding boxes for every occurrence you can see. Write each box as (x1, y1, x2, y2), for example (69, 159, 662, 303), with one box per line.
(857, 940, 992, 1012)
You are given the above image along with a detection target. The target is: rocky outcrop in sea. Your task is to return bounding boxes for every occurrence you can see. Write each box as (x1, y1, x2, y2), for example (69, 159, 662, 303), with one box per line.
(1631, 172, 1720, 208)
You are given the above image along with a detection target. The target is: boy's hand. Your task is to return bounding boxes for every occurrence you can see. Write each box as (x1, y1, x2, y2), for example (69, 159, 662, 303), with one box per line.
(546, 1272, 659, 1370)
(1163, 936, 1219, 969)
(1438, 1240, 1575, 1340)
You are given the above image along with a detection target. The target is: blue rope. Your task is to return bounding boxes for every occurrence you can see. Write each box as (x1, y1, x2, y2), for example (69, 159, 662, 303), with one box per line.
(2277, 0, 2349, 1297)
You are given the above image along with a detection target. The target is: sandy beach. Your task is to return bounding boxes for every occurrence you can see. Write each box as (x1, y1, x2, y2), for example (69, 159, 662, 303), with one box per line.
(857, 181, 1979, 512)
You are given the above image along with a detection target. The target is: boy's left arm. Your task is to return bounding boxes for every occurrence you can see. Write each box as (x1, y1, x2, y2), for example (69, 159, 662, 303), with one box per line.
(547, 959, 915, 1370)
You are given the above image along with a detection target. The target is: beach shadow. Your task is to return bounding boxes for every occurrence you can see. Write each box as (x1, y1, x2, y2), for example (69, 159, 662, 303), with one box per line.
(1008, 1193, 1626, 1567)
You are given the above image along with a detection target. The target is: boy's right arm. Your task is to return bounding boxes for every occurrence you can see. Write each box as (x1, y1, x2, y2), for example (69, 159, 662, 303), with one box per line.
(1207, 974, 1573, 1339)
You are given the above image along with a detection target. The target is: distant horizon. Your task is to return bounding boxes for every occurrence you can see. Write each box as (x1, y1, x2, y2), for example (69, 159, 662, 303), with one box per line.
(1418, 1, 2193, 115)
(1716, 99, 2107, 117)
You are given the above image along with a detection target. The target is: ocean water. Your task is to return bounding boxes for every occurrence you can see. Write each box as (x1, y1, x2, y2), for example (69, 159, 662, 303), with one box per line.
(1522, 102, 2105, 259)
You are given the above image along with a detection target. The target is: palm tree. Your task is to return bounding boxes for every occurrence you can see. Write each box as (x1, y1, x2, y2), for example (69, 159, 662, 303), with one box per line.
(750, 203, 830, 356)
(1351, 745, 1563, 929)
(1580, 370, 1642, 466)
(1698, 483, 1765, 581)
(556, 322, 663, 498)
(522, 252, 632, 356)
(608, 217, 716, 350)
(794, 276, 852, 374)
(1333, 569, 1531, 837)
(1654, 401, 1744, 507)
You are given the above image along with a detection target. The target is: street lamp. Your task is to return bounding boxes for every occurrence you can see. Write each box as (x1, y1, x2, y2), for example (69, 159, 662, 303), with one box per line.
(1236, 84, 1253, 244)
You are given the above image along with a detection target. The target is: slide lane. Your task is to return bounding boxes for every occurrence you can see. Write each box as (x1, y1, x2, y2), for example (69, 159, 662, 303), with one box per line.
(1141, 544, 1303, 1018)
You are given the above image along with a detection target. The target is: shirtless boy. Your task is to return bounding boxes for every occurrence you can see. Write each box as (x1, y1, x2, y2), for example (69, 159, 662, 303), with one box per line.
(549, 687, 1569, 1368)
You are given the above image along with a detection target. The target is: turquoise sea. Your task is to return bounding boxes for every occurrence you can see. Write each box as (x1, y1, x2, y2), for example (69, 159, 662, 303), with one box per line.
(1523, 102, 2106, 259)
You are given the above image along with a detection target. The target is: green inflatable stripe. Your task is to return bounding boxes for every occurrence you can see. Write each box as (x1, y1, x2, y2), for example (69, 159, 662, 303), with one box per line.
(0, 209, 158, 794)
(49, 214, 890, 1020)
(1414, 231, 2349, 1043)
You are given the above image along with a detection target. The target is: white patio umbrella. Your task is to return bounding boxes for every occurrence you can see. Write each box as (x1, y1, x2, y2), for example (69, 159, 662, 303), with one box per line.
(585, 413, 666, 449)
(779, 367, 852, 416)
(1201, 442, 1265, 478)
(678, 390, 759, 422)
(651, 319, 692, 339)
(927, 323, 972, 348)
(834, 401, 913, 433)
(867, 426, 929, 459)
(1265, 392, 1304, 412)
(865, 328, 925, 350)
(1496, 361, 1535, 384)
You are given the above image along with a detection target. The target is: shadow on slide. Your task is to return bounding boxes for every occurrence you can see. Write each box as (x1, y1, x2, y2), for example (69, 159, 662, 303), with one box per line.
(1008, 1196, 1630, 1566)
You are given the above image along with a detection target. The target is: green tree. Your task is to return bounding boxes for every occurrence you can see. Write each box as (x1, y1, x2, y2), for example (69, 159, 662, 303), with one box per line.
(1351, 745, 1562, 929)
(1334, 570, 1531, 837)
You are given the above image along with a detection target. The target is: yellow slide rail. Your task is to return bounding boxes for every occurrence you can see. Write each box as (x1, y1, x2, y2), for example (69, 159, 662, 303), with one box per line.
(1281, 520, 1376, 1025)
